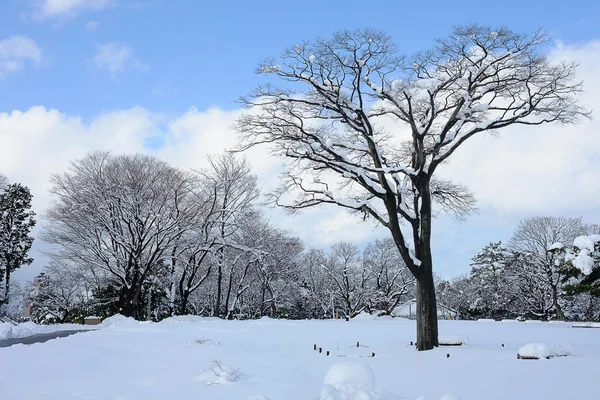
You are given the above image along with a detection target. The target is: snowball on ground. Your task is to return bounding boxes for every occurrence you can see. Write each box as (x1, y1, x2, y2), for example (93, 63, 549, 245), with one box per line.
(518, 343, 573, 359)
(324, 362, 375, 392)
(320, 362, 395, 400)
(439, 334, 469, 345)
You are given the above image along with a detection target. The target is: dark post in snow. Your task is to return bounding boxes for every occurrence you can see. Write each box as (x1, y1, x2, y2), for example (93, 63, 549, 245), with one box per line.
(237, 26, 589, 350)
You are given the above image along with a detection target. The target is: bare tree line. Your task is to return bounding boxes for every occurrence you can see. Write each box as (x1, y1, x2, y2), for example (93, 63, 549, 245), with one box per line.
(24, 151, 415, 323)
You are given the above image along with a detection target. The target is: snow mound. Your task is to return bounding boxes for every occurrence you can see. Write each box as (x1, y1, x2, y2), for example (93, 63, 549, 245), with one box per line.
(101, 314, 139, 327)
(319, 362, 395, 400)
(547, 321, 569, 326)
(524, 320, 544, 324)
(1, 321, 96, 340)
(352, 312, 378, 321)
(0, 323, 13, 340)
(476, 319, 496, 323)
(159, 315, 220, 324)
(518, 343, 573, 359)
(439, 334, 469, 346)
(500, 319, 520, 324)
(572, 322, 600, 328)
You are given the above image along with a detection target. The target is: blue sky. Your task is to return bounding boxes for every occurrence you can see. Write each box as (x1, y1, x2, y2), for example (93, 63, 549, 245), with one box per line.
(1, 0, 600, 282)
(1, 0, 599, 117)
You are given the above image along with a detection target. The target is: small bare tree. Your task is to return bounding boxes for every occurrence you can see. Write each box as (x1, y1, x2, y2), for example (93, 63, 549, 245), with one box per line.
(199, 154, 260, 317)
(237, 26, 588, 349)
(363, 238, 415, 315)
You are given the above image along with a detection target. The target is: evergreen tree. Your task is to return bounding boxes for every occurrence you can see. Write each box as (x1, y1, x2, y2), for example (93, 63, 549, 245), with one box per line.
(0, 183, 36, 310)
(552, 235, 600, 297)
(468, 241, 514, 319)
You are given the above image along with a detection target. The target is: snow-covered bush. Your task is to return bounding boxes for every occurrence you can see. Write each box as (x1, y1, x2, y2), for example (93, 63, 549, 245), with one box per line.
(197, 360, 241, 386)
(551, 235, 600, 298)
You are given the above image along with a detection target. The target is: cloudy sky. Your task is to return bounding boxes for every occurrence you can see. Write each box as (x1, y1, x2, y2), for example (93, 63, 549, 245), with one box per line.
(1, 0, 599, 283)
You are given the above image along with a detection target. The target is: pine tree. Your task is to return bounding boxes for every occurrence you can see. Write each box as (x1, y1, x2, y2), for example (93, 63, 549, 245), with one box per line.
(469, 241, 514, 319)
(0, 183, 36, 310)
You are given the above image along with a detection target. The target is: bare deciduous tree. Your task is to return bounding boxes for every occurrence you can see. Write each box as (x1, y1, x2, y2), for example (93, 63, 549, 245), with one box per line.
(199, 154, 260, 317)
(362, 238, 415, 315)
(509, 216, 586, 320)
(237, 26, 588, 349)
(44, 152, 201, 319)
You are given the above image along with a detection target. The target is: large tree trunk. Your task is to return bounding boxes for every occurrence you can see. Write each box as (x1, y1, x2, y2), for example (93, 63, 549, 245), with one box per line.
(178, 289, 190, 316)
(119, 285, 139, 319)
(414, 179, 439, 351)
(416, 271, 439, 351)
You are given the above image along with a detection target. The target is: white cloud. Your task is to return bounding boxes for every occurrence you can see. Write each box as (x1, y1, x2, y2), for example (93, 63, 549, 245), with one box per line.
(85, 20, 99, 31)
(436, 40, 600, 218)
(90, 42, 149, 79)
(0, 36, 43, 79)
(31, 0, 114, 20)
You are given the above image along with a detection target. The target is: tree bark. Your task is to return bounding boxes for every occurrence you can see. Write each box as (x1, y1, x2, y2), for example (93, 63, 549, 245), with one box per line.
(214, 247, 224, 317)
(414, 179, 439, 351)
(551, 284, 563, 320)
(416, 271, 439, 350)
(2, 257, 10, 307)
(178, 289, 190, 316)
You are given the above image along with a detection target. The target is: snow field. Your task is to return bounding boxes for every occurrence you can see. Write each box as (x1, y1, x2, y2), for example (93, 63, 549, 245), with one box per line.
(0, 317, 598, 399)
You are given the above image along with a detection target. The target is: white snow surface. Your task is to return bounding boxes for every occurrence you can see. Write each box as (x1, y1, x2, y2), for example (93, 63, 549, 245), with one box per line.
(1, 318, 599, 399)
(517, 342, 574, 359)
(0, 321, 97, 340)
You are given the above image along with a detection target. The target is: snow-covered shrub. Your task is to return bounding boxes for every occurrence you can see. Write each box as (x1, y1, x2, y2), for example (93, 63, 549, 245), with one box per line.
(197, 360, 241, 386)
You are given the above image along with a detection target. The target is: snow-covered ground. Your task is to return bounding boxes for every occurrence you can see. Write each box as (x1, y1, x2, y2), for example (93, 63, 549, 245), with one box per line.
(0, 321, 97, 340)
(0, 316, 598, 400)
